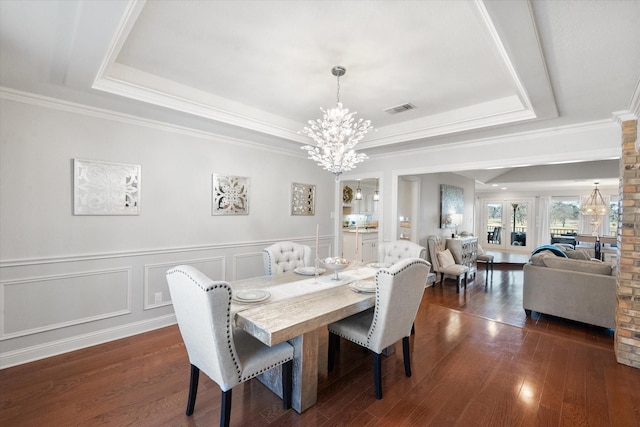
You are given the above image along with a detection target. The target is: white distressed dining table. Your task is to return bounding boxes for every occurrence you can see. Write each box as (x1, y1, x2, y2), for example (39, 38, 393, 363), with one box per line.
(231, 265, 377, 413)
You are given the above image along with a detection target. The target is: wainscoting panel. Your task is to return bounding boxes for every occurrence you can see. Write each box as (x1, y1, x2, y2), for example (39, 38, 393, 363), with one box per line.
(0, 238, 335, 367)
(1, 268, 131, 339)
(233, 251, 265, 280)
(144, 256, 225, 310)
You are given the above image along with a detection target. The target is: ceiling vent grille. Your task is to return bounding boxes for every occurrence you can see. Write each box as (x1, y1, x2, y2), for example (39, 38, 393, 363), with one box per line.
(384, 103, 416, 114)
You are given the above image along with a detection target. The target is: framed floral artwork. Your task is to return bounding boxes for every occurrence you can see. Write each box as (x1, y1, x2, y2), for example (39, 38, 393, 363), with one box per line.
(73, 158, 141, 215)
(291, 182, 315, 215)
(212, 174, 249, 215)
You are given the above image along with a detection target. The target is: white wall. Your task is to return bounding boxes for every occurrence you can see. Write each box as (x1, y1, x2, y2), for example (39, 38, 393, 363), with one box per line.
(340, 120, 621, 246)
(0, 89, 625, 367)
(413, 173, 476, 248)
(0, 95, 335, 367)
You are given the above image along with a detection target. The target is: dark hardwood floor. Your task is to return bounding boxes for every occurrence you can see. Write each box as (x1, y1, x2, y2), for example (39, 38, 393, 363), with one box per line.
(2, 264, 639, 426)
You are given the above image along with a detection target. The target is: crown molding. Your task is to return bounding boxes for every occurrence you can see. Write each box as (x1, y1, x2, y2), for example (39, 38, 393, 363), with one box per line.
(367, 118, 618, 160)
(0, 86, 306, 158)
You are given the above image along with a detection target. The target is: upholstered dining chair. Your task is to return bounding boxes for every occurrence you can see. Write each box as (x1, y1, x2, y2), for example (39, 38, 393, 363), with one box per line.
(327, 258, 430, 399)
(427, 235, 469, 293)
(166, 265, 294, 427)
(262, 241, 312, 275)
(378, 240, 431, 335)
(378, 240, 427, 264)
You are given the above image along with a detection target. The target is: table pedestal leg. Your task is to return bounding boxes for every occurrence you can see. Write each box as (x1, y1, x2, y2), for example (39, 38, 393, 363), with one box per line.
(290, 329, 319, 412)
(256, 329, 319, 413)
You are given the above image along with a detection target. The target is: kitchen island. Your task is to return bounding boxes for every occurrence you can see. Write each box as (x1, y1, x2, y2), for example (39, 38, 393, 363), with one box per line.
(342, 229, 378, 263)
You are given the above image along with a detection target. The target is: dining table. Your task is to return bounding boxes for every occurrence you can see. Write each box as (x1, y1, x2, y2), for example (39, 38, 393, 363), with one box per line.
(230, 263, 379, 413)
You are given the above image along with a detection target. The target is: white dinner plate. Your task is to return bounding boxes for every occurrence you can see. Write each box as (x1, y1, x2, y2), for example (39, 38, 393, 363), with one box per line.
(367, 262, 392, 269)
(293, 266, 326, 276)
(233, 289, 271, 303)
(349, 280, 376, 293)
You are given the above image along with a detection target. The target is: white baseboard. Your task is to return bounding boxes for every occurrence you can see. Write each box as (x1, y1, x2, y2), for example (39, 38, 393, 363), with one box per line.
(0, 314, 177, 369)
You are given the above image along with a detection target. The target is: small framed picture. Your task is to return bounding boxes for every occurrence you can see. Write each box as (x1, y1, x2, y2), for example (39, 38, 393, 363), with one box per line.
(212, 174, 249, 215)
(291, 182, 315, 216)
(73, 159, 141, 215)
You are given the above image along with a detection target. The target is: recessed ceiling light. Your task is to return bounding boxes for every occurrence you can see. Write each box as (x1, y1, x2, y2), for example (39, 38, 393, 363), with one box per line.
(501, 187, 507, 190)
(491, 184, 498, 187)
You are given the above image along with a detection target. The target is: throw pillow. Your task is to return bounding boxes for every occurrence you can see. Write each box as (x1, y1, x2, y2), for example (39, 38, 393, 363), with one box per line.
(552, 243, 591, 260)
(542, 256, 613, 276)
(566, 248, 591, 260)
(437, 249, 456, 268)
(530, 252, 549, 266)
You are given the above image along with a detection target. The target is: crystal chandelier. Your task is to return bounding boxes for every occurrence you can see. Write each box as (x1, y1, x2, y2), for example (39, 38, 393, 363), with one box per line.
(580, 182, 610, 216)
(301, 66, 372, 180)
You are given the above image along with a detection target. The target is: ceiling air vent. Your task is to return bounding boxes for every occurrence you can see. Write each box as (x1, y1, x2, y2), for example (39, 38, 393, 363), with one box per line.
(384, 103, 416, 114)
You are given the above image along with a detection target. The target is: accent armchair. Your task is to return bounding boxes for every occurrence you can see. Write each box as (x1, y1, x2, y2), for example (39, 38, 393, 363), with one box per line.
(427, 235, 469, 293)
(166, 265, 294, 427)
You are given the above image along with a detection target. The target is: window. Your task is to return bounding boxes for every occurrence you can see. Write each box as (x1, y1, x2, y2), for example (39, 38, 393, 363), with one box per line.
(608, 199, 619, 236)
(550, 197, 580, 236)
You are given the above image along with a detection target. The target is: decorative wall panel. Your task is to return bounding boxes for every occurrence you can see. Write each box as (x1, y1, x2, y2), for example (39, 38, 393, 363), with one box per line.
(291, 182, 315, 215)
(1, 268, 131, 339)
(144, 257, 225, 310)
(212, 174, 249, 215)
(74, 159, 140, 215)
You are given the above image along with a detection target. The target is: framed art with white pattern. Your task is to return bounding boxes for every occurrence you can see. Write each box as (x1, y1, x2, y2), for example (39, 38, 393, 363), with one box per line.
(291, 182, 315, 215)
(73, 159, 140, 215)
(212, 174, 249, 215)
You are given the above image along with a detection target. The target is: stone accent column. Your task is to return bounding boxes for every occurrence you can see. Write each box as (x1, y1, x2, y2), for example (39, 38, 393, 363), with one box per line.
(615, 118, 640, 368)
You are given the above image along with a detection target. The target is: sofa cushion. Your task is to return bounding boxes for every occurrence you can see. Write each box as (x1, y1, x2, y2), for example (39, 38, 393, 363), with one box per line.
(541, 256, 613, 276)
(437, 249, 456, 268)
(530, 252, 549, 266)
(553, 244, 591, 260)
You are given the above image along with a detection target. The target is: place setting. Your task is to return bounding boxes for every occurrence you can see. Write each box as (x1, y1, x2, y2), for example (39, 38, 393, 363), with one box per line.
(367, 262, 392, 269)
(293, 266, 326, 276)
(232, 289, 271, 304)
(348, 280, 376, 293)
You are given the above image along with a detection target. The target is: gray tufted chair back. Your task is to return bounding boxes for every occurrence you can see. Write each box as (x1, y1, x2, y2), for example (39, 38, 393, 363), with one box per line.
(263, 241, 312, 275)
(367, 258, 430, 352)
(378, 240, 427, 265)
(426, 235, 447, 272)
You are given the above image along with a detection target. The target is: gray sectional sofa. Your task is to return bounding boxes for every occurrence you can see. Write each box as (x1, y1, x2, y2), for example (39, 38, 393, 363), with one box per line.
(523, 252, 616, 329)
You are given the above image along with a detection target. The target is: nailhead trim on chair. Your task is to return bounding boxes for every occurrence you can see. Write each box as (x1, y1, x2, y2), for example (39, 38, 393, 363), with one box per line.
(167, 268, 243, 382)
(168, 267, 293, 386)
(241, 355, 293, 382)
(330, 259, 426, 348)
(366, 260, 421, 344)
